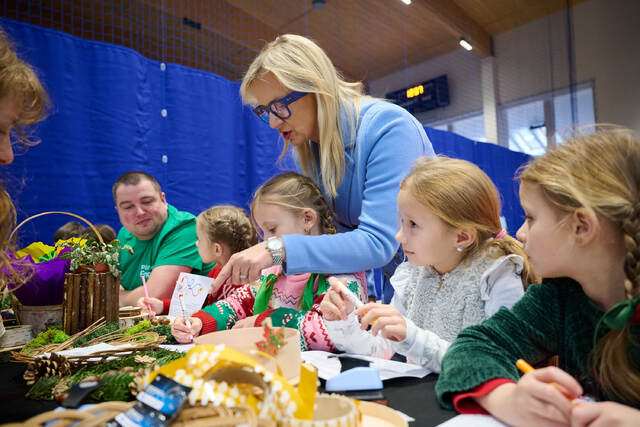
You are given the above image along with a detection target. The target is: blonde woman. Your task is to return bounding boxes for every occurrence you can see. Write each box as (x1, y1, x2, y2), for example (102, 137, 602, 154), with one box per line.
(213, 34, 434, 303)
(0, 26, 49, 164)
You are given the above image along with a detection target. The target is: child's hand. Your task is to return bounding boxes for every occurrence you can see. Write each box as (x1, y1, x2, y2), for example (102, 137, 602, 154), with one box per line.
(171, 316, 202, 343)
(355, 303, 407, 342)
(475, 366, 582, 426)
(136, 297, 163, 317)
(320, 277, 355, 321)
(571, 401, 640, 427)
(232, 315, 260, 329)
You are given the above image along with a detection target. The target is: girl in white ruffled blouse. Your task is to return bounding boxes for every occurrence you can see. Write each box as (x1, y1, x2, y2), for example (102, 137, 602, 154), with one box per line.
(320, 156, 538, 372)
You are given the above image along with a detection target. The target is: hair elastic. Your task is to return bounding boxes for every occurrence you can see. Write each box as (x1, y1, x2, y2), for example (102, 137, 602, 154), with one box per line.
(495, 229, 507, 239)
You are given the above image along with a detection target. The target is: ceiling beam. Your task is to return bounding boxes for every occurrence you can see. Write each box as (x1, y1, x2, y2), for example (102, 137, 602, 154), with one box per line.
(139, 0, 278, 55)
(420, 0, 493, 57)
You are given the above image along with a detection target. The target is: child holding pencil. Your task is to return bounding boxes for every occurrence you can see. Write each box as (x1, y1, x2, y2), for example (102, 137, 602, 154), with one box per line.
(171, 172, 367, 350)
(435, 127, 640, 426)
(320, 157, 536, 372)
(136, 205, 258, 316)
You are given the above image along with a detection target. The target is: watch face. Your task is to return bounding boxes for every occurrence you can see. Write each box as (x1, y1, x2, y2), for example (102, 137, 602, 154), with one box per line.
(268, 237, 283, 250)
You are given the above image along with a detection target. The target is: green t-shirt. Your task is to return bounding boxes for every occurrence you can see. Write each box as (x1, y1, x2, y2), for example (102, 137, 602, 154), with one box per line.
(117, 204, 214, 291)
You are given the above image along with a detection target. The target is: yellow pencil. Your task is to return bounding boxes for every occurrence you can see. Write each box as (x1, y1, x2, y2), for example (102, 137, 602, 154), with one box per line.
(516, 359, 579, 406)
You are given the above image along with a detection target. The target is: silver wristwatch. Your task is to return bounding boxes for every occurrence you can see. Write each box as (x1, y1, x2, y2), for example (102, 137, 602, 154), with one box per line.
(266, 236, 284, 265)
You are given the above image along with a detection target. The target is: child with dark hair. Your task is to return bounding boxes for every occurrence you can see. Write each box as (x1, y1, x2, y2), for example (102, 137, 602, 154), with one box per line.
(53, 221, 85, 242)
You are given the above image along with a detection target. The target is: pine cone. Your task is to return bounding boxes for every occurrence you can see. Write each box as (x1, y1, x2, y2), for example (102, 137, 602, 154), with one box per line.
(52, 378, 71, 399)
(23, 353, 72, 386)
(128, 363, 159, 397)
(134, 355, 156, 365)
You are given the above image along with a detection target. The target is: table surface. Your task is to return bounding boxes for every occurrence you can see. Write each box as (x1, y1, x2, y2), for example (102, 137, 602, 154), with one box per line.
(0, 361, 456, 426)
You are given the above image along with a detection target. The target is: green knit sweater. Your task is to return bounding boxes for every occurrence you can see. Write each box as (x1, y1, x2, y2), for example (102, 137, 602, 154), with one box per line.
(436, 278, 640, 409)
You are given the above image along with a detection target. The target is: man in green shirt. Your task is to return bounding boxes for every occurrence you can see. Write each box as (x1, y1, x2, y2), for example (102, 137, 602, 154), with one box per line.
(113, 171, 212, 306)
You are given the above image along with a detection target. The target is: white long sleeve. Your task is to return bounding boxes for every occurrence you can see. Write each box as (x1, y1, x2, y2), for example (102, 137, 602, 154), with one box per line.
(325, 312, 395, 360)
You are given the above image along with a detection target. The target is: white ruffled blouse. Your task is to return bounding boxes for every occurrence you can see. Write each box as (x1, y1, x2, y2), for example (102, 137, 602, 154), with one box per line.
(325, 254, 525, 373)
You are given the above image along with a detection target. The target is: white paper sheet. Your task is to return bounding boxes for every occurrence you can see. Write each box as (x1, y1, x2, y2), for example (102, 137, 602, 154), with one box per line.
(301, 350, 430, 381)
(40, 343, 135, 362)
(167, 272, 213, 318)
(159, 343, 195, 353)
(437, 414, 507, 426)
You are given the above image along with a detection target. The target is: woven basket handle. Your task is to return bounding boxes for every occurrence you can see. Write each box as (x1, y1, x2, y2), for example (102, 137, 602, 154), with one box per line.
(9, 211, 104, 244)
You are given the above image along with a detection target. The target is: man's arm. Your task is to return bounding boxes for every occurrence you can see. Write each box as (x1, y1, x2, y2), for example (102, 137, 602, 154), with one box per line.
(119, 264, 192, 307)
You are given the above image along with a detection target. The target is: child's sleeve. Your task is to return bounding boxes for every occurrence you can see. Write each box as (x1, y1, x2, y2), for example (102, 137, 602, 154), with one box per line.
(324, 270, 404, 361)
(192, 284, 257, 335)
(435, 282, 561, 410)
(480, 254, 525, 318)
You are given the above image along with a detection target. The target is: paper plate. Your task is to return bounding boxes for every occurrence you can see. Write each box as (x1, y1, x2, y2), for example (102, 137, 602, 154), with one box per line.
(194, 326, 301, 383)
(359, 400, 408, 427)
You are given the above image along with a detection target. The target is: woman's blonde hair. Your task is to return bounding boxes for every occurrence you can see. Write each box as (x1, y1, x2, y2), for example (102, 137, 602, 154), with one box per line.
(401, 156, 537, 286)
(250, 172, 337, 237)
(0, 27, 49, 148)
(518, 125, 640, 404)
(196, 205, 258, 254)
(240, 34, 367, 198)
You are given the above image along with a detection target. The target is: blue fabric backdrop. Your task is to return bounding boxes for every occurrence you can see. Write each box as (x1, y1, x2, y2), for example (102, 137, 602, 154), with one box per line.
(2, 18, 529, 249)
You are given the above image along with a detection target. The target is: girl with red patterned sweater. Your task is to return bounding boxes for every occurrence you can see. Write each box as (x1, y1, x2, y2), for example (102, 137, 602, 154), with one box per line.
(136, 205, 258, 316)
(171, 172, 367, 350)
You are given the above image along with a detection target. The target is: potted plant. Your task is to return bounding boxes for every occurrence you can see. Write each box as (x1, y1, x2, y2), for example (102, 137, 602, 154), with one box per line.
(58, 237, 133, 276)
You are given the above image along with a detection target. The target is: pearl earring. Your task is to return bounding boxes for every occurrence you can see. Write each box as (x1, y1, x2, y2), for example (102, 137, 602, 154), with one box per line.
(456, 247, 463, 252)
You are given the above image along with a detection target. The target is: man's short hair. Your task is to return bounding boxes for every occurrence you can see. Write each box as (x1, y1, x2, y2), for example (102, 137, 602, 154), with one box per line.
(112, 171, 162, 203)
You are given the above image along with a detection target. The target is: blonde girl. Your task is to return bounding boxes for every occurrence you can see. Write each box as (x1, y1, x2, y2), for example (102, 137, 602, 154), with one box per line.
(321, 157, 536, 372)
(172, 172, 367, 350)
(436, 127, 640, 426)
(137, 205, 257, 316)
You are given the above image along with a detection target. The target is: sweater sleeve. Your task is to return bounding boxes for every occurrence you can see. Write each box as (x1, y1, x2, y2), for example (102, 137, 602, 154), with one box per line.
(282, 103, 433, 275)
(435, 282, 561, 410)
(196, 284, 257, 334)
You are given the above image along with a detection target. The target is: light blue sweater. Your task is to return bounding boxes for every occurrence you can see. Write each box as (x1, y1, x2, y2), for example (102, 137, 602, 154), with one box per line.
(282, 98, 434, 300)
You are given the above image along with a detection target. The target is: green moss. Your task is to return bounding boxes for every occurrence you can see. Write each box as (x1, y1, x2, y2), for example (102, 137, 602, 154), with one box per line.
(124, 320, 151, 335)
(21, 326, 70, 354)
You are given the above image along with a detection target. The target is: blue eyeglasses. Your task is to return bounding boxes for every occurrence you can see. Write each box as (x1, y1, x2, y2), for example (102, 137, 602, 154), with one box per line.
(253, 91, 308, 124)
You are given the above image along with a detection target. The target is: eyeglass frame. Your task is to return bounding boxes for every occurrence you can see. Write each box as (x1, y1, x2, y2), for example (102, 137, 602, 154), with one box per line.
(252, 91, 308, 124)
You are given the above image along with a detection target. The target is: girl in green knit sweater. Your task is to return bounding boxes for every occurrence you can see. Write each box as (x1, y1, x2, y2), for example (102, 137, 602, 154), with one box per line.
(436, 126, 640, 426)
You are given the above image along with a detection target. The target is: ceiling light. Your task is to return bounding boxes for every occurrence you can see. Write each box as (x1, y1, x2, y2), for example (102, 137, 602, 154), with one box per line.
(401, 0, 412, 5)
(459, 38, 473, 51)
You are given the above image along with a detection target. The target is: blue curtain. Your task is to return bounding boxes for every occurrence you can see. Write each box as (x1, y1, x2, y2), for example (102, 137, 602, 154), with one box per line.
(426, 128, 531, 234)
(2, 18, 288, 246)
(3, 18, 529, 248)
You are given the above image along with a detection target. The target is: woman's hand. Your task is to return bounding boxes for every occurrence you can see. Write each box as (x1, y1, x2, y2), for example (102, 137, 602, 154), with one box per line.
(136, 297, 163, 317)
(232, 315, 260, 329)
(320, 277, 355, 321)
(213, 242, 275, 290)
(354, 303, 407, 342)
(171, 316, 202, 344)
(475, 367, 583, 426)
(571, 401, 640, 427)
